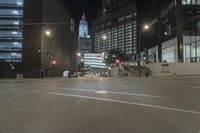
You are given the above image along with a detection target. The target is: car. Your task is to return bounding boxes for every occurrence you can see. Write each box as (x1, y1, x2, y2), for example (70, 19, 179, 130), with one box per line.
(99, 72, 108, 77)
(68, 71, 77, 78)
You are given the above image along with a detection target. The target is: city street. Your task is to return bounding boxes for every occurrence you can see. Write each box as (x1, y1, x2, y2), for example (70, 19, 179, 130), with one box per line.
(0, 76, 200, 133)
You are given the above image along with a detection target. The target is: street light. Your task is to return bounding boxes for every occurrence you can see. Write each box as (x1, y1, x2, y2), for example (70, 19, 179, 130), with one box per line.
(144, 25, 149, 30)
(77, 52, 83, 71)
(45, 30, 51, 36)
(45, 30, 55, 77)
(102, 35, 107, 40)
(138, 24, 150, 77)
(77, 52, 81, 57)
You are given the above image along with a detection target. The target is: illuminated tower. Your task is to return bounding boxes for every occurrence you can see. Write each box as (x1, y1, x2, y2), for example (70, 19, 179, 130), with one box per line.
(79, 12, 88, 38)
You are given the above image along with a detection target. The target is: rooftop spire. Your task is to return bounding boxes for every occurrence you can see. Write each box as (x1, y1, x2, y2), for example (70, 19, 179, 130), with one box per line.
(81, 12, 86, 20)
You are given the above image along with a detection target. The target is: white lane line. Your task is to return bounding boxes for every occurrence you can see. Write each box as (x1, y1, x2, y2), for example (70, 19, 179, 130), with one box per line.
(61, 88, 176, 100)
(192, 87, 200, 89)
(44, 91, 200, 115)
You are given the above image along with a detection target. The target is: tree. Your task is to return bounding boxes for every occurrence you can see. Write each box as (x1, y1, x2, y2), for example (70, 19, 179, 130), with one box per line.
(105, 49, 131, 66)
(78, 62, 84, 71)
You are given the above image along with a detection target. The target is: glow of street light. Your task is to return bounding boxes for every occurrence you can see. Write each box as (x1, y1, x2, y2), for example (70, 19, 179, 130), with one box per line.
(45, 30, 51, 36)
(102, 35, 107, 40)
(77, 53, 81, 57)
(144, 25, 149, 30)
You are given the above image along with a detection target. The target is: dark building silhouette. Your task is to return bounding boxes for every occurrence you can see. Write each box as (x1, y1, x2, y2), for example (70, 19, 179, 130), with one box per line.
(0, 0, 76, 78)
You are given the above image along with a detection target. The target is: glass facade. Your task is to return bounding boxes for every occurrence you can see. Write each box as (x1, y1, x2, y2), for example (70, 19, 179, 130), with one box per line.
(182, 0, 200, 5)
(93, 1, 137, 56)
(0, 0, 23, 62)
(146, 0, 200, 63)
(94, 13, 137, 55)
(84, 53, 106, 69)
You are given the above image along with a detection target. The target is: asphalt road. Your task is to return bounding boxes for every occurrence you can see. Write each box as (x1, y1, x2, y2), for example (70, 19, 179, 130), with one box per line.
(0, 76, 200, 133)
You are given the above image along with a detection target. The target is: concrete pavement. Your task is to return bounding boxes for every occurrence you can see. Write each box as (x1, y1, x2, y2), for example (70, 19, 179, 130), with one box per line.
(0, 76, 200, 133)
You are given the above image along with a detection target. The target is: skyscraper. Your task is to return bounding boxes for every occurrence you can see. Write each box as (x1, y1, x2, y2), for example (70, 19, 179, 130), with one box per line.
(141, 0, 200, 63)
(79, 12, 88, 38)
(0, 0, 24, 63)
(92, 0, 137, 56)
(0, 0, 76, 78)
(78, 12, 91, 53)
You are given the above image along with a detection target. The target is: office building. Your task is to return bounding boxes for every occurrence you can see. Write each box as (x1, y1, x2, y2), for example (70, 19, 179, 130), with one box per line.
(0, 0, 75, 78)
(92, 0, 137, 57)
(84, 53, 106, 69)
(79, 12, 88, 38)
(143, 0, 200, 63)
(78, 13, 91, 53)
(0, 0, 23, 63)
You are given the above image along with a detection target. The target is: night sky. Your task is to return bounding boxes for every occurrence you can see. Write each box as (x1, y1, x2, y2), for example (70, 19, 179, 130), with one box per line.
(64, 0, 154, 30)
(65, 0, 102, 30)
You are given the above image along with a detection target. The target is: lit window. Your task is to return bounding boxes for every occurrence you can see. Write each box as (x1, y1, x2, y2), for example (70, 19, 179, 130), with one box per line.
(13, 10, 19, 14)
(12, 31, 18, 34)
(17, 2, 23, 5)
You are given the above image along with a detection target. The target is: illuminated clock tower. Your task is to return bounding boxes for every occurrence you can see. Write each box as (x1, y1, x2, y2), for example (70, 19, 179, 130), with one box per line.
(79, 12, 88, 38)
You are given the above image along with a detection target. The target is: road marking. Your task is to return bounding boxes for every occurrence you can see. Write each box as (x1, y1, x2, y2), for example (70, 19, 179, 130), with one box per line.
(61, 88, 176, 100)
(44, 91, 200, 115)
(95, 90, 108, 94)
(192, 87, 200, 89)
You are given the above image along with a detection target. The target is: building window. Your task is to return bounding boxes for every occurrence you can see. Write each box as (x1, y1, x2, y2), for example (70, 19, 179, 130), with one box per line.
(182, 0, 200, 5)
(0, 0, 24, 62)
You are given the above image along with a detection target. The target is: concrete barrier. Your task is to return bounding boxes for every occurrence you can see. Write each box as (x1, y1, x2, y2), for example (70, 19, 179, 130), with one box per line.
(145, 63, 200, 76)
(16, 74, 23, 79)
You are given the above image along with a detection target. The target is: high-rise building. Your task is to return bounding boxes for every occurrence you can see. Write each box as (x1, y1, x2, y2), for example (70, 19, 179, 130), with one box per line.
(93, 0, 200, 63)
(0, 0, 76, 78)
(78, 13, 91, 53)
(79, 13, 88, 38)
(0, 0, 24, 63)
(141, 0, 200, 63)
(84, 53, 106, 69)
(92, 0, 137, 58)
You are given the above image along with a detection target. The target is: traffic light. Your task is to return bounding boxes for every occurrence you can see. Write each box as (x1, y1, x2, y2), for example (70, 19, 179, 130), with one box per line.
(52, 60, 56, 65)
(115, 59, 120, 65)
(164, 25, 171, 36)
(37, 46, 41, 52)
(46, 51, 52, 57)
(50, 58, 56, 69)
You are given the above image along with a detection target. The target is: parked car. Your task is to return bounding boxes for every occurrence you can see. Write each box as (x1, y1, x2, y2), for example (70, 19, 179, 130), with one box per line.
(68, 71, 77, 78)
(99, 72, 108, 77)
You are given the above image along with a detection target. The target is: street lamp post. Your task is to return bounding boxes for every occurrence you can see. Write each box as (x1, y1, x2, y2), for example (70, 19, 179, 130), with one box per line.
(44, 30, 55, 78)
(77, 52, 84, 72)
(38, 30, 53, 78)
(138, 25, 149, 77)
